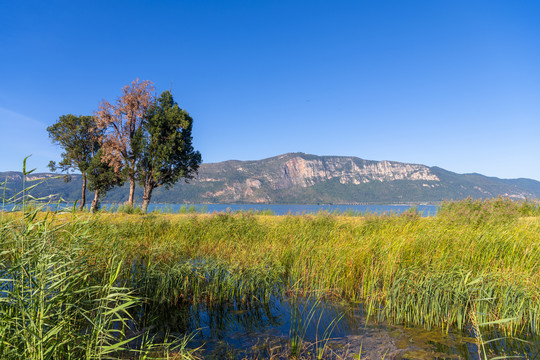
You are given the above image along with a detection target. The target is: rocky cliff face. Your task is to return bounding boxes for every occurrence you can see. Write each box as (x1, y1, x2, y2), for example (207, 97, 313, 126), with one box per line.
(190, 153, 443, 203)
(275, 156, 439, 189)
(2, 172, 56, 182)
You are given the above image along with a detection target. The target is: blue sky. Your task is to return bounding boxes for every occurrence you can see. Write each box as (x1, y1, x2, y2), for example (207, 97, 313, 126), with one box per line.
(1, 1, 539, 180)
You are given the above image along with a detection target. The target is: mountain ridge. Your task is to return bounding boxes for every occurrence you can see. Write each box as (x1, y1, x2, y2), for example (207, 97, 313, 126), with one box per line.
(2, 152, 539, 204)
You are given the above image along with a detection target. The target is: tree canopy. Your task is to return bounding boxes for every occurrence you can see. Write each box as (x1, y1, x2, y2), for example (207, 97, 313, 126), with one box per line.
(47, 114, 99, 210)
(48, 80, 201, 212)
(138, 90, 202, 213)
(95, 79, 155, 207)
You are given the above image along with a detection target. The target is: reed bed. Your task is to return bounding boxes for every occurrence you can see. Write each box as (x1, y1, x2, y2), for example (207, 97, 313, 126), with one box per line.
(0, 173, 197, 359)
(26, 198, 536, 338)
(2, 195, 540, 358)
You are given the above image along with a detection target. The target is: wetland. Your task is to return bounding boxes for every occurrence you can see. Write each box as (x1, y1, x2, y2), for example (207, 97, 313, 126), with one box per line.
(1, 197, 539, 359)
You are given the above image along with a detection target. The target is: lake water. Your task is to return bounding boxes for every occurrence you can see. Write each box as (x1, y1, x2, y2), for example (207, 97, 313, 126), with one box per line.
(107, 203, 440, 216)
(3, 201, 439, 216)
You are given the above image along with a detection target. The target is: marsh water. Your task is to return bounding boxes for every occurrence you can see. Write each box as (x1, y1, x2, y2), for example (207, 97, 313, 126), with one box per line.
(152, 296, 540, 359)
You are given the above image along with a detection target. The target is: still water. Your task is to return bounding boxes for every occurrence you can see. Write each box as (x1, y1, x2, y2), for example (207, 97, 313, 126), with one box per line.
(3, 202, 439, 216)
(154, 296, 540, 359)
(113, 203, 440, 216)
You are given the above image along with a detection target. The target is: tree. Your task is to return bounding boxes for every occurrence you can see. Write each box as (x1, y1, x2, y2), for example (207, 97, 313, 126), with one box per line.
(95, 79, 155, 207)
(86, 149, 124, 213)
(138, 90, 201, 214)
(47, 115, 99, 211)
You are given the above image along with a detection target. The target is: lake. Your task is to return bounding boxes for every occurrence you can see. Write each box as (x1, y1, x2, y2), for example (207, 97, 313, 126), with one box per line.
(3, 201, 439, 216)
(105, 203, 440, 216)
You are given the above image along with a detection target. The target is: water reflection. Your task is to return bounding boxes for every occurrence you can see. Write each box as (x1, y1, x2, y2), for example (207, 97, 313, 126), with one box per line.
(144, 296, 540, 359)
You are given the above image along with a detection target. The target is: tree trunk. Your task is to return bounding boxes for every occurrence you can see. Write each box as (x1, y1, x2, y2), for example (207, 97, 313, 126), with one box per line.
(127, 177, 136, 207)
(90, 189, 99, 213)
(141, 183, 154, 214)
(79, 174, 87, 211)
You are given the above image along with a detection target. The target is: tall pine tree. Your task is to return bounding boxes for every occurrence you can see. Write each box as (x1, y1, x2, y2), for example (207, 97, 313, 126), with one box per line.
(138, 91, 201, 214)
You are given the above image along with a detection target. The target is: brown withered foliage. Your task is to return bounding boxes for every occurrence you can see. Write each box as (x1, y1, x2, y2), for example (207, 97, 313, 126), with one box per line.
(95, 79, 155, 173)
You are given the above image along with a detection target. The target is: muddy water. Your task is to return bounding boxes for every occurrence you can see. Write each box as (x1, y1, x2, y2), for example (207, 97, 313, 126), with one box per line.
(153, 297, 540, 359)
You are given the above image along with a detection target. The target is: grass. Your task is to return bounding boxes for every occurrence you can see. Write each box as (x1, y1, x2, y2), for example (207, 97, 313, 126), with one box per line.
(2, 169, 540, 358)
(0, 162, 198, 360)
(32, 197, 538, 336)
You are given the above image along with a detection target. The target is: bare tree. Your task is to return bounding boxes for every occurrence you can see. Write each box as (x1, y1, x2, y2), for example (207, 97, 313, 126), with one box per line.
(95, 79, 155, 207)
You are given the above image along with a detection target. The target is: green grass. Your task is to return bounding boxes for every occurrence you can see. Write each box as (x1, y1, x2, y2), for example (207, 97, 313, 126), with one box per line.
(0, 164, 197, 360)
(2, 178, 540, 358)
(41, 197, 538, 338)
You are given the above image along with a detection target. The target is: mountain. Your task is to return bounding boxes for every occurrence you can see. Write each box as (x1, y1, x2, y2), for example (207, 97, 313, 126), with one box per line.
(2, 153, 539, 204)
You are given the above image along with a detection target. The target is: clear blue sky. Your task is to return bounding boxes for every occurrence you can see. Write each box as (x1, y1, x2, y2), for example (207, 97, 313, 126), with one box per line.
(1, 0, 539, 180)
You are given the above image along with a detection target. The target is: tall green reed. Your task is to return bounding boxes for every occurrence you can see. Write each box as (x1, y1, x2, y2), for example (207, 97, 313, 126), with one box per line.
(0, 159, 196, 360)
(6, 182, 540, 350)
(79, 202, 540, 338)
